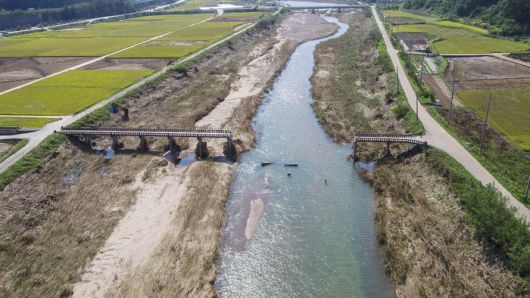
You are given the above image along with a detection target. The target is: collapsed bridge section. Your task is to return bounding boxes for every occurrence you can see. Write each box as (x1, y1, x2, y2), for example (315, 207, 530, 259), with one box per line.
(57, 127, 237, 160)
(351, 133, 428, 159)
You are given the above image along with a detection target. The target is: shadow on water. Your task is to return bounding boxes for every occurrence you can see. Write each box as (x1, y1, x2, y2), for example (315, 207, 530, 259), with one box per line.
(216, 13, 395, 297)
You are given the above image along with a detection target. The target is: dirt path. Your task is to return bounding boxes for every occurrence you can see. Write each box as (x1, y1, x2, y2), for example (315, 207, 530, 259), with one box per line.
(372, 5, 530, 223)
(72, 165, 188, 297)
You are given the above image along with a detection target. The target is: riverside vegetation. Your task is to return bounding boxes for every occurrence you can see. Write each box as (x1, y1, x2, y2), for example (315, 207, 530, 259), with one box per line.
(311, 10, 530, 296)
(0, 13, 283, 296)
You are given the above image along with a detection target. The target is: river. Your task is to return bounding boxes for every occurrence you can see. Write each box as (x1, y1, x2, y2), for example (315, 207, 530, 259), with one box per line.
(216, 15, 395, 297)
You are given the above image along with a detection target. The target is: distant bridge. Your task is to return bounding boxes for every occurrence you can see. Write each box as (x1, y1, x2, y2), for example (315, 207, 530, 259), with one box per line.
(57, 127, 236, 160)
(285, 5, 366, 10)
(351, 133, 427, 159)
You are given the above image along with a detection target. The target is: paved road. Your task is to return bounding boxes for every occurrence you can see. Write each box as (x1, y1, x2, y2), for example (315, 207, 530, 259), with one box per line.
(372, 6, 530, 223)
(0, 12, 266, 173)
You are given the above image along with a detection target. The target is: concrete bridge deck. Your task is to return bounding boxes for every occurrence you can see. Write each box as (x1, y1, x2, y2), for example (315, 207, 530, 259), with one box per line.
(286, 5, 366, 10)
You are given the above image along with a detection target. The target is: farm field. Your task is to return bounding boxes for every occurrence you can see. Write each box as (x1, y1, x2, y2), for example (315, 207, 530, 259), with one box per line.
(0, 117, 57, 128)
(394, 24, 528, 54)
(384, 10, 528, 54)
(0, 14, 212, 57)
(168, 0, 240, 11)
(383, 10, 436, 22)
(457, 87, 530, 150)
(111, 20, 247, 58)
(0, 69, 154, 115)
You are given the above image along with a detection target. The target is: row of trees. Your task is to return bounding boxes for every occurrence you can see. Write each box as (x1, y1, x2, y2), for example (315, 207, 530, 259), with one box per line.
(402, 0, 530, 36)
(0, 0, 174, 31)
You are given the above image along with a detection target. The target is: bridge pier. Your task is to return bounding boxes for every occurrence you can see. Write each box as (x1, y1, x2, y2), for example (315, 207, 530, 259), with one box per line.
(223, 136, 237, 161)
(84, 136, 92, 148)
(386, 141, 391, 158)
(112, 135, 120, 151)
(352, 141, 357, 161)
(139, 135, 148, 152)
(195, 137, 209, 159)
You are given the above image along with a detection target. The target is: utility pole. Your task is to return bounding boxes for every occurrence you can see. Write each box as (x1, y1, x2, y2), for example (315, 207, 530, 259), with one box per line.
(479, 92, 494, 156)
(447, 66, 457, 123)
(524, 176, 530, 204)
(396, 71, 400, 93)
(415, 56, 425, 123)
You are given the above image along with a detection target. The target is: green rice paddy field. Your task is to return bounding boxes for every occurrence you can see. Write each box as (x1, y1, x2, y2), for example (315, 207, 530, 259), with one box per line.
(110, 20, 247, 58)
(0, 117, 57, 128)
(458, 88, 530, 150)
(0, 14, 212, 57)
(0, 70, 154, 115)
(384, 10, 528, 54)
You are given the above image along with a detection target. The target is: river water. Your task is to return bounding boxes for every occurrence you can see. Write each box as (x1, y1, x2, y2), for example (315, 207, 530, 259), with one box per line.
(216, 15, 394, 297)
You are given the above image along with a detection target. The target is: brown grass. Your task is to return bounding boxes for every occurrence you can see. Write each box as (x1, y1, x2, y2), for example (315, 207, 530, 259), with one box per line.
(372, 155, 521, 297)
(0, 22, 277, 297)
(106, 161, 234, 297)
(309, 12, 522, 297)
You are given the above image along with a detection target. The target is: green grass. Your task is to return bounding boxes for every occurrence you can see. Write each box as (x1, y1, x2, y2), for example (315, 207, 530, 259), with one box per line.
(428, 106, 530, 206)
(0, 69, 154, 115)
(0, 14, 212, 57)
(0, 139, 28, 164)
(433, 20, 488, 34)
(0, 134, 66, 191)
(383, 10, 437, 23)
(167, 0, 221, 11)
(0, 117, 57, 128)
(426, 148, 530, 288)
(395, 23, 528, 54)
(457, 88, 530, 151)
(110, 21, 245, 58)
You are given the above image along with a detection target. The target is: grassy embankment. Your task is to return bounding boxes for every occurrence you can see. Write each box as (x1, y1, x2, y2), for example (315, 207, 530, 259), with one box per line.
(0, 117, 57, 128)
(428, 106, 530, 207)
(0, 139, 28, 164)
(384, 10, 528, 54)
(0, 13, 282, 296)
(311, 11, 422, 146)
(313, 11, 529, 296)
(380, 9, 530, 205)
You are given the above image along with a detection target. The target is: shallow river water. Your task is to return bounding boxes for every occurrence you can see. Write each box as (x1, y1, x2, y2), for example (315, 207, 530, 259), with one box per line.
(216, 15, 395, 297)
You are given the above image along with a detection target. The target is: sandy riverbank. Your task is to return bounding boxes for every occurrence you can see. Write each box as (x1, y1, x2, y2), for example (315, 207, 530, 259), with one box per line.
(76, 12, 338, 297)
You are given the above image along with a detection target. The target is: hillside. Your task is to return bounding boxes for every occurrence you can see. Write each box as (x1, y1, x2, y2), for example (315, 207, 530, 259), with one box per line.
(0, 0, 173, 31)
(402, 0, 530, 36)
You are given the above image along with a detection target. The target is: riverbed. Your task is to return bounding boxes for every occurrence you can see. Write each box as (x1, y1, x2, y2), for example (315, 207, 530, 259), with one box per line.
(216, 15, 394, 297)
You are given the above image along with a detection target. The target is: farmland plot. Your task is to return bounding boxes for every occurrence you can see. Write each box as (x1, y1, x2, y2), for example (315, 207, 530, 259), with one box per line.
(110, 21, 246, 58)
(0, 14, 212, 57)
(0, 117, 57, 128)
(0, 70, 154, 115)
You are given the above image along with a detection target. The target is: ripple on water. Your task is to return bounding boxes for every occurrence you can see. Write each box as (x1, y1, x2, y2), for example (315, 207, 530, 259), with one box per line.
(216, 15, 395, 298)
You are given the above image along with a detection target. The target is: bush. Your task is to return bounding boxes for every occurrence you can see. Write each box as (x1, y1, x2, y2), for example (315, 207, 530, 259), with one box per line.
(427, 149, 530, 277)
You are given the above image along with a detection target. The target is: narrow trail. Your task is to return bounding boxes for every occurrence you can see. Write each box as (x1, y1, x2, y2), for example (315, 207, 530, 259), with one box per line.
(372, 5, 530, 223)
(72, 167, 188, 297)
